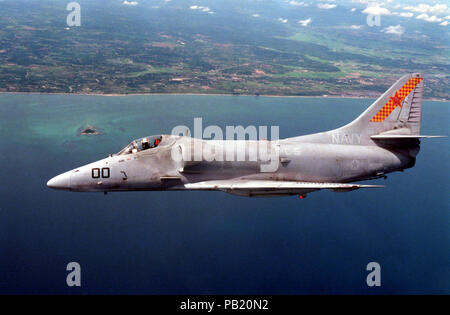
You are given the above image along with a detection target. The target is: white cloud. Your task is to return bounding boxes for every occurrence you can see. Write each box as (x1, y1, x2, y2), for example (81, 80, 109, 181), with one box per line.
(351, 25, 362, 29)
(351, 8, 357, 12)
(289, 1, 306, 6)
(278, 18, 288, 23)
(399, 12, 414, 18)
(416, 13, 443, 23)
(362, 5, 391, 16)
(123, 1, 138, 6)
(252, 14, 260, 18)
(298, 18, 312, 26)
(354, 0, 395, 4)
(382, 24, 404, 36)
(317, 3, 336, 9)
(446, 15, 450, 20)
(440, 20, 448, 26)
(403, 4, 448, 15)
(190, 5, 213, 14)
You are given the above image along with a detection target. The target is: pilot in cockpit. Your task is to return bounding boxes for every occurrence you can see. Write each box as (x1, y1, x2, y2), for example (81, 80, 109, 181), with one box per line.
(142, 138, 150, 150)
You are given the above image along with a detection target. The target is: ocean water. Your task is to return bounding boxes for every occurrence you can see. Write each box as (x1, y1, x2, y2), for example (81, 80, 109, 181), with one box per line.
(0, 94, 448, 294)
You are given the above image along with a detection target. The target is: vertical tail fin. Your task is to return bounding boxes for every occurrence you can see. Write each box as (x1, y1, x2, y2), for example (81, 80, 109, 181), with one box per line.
(339, 73, 424, 136)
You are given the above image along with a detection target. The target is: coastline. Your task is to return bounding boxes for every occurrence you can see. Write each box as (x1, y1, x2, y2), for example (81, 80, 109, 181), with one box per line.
(0, 91, 447, 102)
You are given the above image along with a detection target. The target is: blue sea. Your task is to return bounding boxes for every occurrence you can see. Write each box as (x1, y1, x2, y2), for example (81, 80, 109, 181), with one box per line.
(0, 94, 448, 294)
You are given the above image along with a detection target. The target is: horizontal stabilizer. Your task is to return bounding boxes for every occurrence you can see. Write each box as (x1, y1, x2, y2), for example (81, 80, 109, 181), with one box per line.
(371, 135, 446, 139)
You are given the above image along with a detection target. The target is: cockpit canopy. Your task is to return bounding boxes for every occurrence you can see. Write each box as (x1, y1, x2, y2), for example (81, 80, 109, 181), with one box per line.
(117, 135, 163, 155)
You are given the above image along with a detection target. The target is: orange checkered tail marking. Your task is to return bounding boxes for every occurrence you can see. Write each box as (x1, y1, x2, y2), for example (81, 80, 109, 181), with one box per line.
(370, 77, 423, 122)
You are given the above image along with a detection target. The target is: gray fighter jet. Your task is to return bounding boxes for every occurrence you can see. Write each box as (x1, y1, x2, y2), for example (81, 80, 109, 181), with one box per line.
(47, 73, 443, 197)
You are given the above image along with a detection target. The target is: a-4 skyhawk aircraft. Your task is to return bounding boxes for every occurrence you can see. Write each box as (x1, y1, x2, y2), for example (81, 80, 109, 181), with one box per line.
(47, 73, 443, 197)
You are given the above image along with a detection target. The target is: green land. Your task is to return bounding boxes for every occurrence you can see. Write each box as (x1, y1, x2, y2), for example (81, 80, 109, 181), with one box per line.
(0, 0, 448, 99)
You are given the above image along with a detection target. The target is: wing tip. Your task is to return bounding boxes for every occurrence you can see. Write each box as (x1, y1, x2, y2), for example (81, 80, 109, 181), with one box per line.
(358, 185, 384, 188)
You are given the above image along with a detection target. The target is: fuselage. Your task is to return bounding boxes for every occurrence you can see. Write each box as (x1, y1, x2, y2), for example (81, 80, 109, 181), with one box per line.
(47, 134, 416, 192)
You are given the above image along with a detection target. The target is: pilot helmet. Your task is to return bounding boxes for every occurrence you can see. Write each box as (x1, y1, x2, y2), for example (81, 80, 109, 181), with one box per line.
(142, 138, 149, 144)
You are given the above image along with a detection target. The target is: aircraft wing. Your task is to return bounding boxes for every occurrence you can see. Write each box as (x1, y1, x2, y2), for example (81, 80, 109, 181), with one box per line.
(184, 180, 383, 197)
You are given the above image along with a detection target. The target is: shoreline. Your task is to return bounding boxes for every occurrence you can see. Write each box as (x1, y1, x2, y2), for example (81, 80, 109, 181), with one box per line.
(0, 91, 447, 102)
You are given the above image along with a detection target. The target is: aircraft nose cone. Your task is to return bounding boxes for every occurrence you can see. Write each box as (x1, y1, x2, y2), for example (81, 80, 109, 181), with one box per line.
(47, 173, 71, 190)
